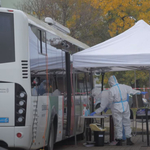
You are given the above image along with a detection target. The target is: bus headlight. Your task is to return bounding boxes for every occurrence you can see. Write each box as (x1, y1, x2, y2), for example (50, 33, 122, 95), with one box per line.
(15, 83, 27, 126)
(19, 100, 25, 106)
(20, 92, 26, 98)
(18, 117, 24, 122)
(18, 108, 24, 114)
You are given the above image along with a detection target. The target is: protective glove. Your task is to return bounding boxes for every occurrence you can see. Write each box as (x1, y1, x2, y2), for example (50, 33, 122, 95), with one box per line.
(90, 112, 96, 116)
(141, 92, 148, 95)
(104, 107, 109, 113)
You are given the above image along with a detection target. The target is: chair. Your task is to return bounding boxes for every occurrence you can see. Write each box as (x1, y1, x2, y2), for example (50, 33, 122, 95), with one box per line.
(135, 109, 150, 142)
(142, 98, 149, 108)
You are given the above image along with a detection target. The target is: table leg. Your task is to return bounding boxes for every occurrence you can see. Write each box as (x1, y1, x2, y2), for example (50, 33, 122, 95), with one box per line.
(102, 118, 104, 128)
(85, 118, 92, 143)
(85, 118, 87, 142)
(110, 115, 114, 142)
(142, 117, 144, 142)
(87, 119, 91, 141)
(101, 112, 104, 127)
(145, 109, 149, 146)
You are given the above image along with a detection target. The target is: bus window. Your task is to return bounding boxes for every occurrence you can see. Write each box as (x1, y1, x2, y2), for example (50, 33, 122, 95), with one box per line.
(76, 73, 85, 94)
(38, 79, 47, 95)
(41, 31, 47, 55)
(31, 77, 40, 96)
(31, 76, 50, 96)
(0, 12, 15, 63)
(37, 29, 47, 55)
(46, 31, 66, 96)
(56, 72, 66, 95)
(29, 25, 47, 56)
(29, 26, 46, 96)
(47, 72, 66, 96)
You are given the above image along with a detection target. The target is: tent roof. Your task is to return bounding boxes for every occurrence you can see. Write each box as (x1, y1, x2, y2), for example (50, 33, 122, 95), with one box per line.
(73, 20, 150, 72)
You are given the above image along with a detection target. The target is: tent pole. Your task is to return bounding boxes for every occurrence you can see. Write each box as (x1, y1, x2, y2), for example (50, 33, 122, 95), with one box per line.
(73, 68, 77, 146)
(101, 72, 105, 126)
(84, 72, 91, 141)
(90, 70, 94, 112)
(101, 73, 105, 91)
(90, 70, 94, 139)
(134, 71, 138, 108)
(149, 71, 150, 102)
(85, 73, 88, 96)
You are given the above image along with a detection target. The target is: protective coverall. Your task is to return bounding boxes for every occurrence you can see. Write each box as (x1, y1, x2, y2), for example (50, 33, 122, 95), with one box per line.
(92, 88, 139, 115)
(92, 90, 110, 114)
(108, 75, 140, 145)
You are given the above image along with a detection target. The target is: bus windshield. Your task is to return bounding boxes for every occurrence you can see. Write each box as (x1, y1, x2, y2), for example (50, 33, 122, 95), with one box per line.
(0, 12, 15, 63)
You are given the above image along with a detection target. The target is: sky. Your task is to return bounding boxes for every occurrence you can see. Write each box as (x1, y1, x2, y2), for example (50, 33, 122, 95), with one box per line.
(1, 0, 23, 9)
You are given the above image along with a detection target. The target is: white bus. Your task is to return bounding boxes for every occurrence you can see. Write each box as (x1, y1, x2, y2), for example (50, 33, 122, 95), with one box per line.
(0, 7, 91, 150)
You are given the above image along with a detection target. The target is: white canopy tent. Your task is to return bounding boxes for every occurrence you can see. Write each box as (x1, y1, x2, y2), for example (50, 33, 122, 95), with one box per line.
(73, 20, 150, 72)
(72, 20, 150, 146)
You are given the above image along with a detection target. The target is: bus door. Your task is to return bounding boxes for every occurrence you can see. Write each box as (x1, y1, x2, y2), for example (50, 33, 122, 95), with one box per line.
(29, 25, 49, 148)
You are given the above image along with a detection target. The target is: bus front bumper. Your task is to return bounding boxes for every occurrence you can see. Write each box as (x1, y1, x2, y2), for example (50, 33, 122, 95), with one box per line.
(0, 126, 32, 149)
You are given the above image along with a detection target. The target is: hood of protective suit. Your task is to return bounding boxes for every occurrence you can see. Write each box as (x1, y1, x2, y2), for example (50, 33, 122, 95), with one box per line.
(108, 75, 118, 87)
(92, 88, 101, 100)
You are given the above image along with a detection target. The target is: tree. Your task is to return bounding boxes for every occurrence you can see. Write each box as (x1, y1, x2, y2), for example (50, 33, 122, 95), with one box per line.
(91, 0, 150, 37)
(15, 0, 48, 19)
(99, 70, 149, 89)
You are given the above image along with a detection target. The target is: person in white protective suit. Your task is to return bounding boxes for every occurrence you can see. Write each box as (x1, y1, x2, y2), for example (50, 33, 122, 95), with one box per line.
(90, 88, 140, 115)
(90, 82, 141, 145)
(108, 75, 141, 146)
(91, 90, 110, 114)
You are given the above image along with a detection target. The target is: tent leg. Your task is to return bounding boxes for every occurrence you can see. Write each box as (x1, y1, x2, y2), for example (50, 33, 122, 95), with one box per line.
(101, 73, 105, 91)
(90, 70, 94, 112)
(101, 72, 105, 125)
(73, 68, 77, 146)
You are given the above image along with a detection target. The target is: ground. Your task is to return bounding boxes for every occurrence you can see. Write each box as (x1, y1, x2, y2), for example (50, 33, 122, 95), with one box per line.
(0, 129, 149, 150)
(54, 135, 150, 150)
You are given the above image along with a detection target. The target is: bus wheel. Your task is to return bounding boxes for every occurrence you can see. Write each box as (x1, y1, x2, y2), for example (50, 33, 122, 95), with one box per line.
(78, 132, 85, 140)
(45, 123, 54, 150)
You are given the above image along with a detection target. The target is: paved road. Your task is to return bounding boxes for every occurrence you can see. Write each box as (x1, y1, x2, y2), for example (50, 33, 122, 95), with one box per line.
(0, 121, 148, 150)
(0, 148, 6, 150)
(54, 135, 150, 150)
(1, 134, 149, 150)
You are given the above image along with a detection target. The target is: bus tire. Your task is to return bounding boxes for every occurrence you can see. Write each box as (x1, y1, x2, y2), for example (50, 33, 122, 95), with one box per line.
(78, 131, 85, 140)
(45, 123, 55, 150)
